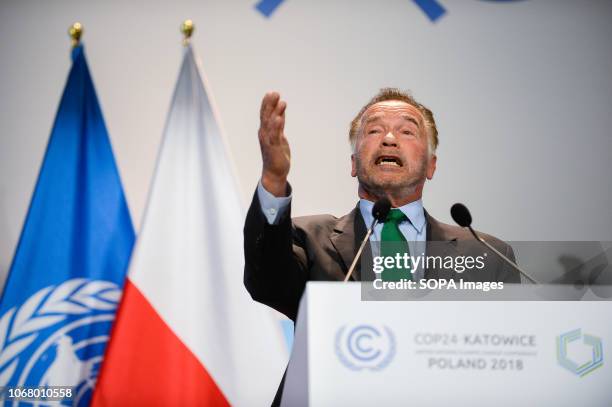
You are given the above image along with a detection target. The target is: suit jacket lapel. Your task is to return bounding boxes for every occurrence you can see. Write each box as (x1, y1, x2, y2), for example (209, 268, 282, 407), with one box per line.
(330, 205, 366, 281)
(425, 210, 461, 279)
(426, 210, 456, 242)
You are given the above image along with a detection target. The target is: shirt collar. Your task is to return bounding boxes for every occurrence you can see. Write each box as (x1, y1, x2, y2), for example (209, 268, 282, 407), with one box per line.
(359, 198, 426, 233)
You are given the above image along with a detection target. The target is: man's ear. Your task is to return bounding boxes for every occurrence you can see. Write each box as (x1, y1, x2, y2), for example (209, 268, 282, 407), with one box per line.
(426, 154, 437, 180)
(351, 154, 357, 177)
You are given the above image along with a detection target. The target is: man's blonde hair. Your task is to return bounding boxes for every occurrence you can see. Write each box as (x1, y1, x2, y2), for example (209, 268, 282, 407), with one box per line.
(349, 88, 439, 153)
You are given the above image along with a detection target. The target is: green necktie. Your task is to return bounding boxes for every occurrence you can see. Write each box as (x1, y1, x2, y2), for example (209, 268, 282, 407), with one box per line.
(381, 209, 412, 281)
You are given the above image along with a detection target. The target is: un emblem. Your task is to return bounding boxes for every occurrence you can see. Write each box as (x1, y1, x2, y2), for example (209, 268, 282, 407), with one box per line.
(335, 325, 395, 371)
(0, 278, 121, 405)
(557, 328, 604, 377)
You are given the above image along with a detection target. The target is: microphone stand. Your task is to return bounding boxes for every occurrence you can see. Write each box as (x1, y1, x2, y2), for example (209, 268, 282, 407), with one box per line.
(466, 225, 538, 284)
(343, 218, 378, 282)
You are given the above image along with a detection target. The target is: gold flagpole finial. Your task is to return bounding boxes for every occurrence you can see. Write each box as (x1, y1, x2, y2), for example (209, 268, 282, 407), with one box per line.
(181, 19, 194, 46)
(69, 22, 83, 48)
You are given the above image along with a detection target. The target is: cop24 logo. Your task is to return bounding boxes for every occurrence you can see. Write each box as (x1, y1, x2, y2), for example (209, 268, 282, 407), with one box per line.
(255, 0, 528, 21)
(335, 324, 396, 371)
(557, 329, 604, 377)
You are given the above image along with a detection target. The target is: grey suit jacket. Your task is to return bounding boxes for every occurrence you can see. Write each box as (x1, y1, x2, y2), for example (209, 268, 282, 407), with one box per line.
(244, 190, 520, 321)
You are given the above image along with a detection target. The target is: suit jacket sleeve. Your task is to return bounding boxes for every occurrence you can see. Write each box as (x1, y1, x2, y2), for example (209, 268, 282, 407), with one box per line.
(243, 188, 309, 321)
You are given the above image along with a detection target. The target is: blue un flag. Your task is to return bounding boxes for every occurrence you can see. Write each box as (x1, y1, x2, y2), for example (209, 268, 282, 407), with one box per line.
(0, 45, 134, 405)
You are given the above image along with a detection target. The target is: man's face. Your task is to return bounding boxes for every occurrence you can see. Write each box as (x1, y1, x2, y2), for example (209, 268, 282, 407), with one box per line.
(351, 100, 436, 198)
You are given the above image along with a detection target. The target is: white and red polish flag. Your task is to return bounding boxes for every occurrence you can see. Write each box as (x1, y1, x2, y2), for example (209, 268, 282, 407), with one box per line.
(92, 45, 288, 406)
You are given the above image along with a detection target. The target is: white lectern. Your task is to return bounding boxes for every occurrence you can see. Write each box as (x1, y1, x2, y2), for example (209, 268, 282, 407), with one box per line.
(281, 282, 612, 406)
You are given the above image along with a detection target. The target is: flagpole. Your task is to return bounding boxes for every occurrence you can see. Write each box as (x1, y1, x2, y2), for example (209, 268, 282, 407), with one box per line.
(68, 22, 83, 48)
(181, 19, 194, 46)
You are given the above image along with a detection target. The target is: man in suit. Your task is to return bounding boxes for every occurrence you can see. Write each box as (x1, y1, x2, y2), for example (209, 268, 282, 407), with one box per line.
(244, 88, 520, 322)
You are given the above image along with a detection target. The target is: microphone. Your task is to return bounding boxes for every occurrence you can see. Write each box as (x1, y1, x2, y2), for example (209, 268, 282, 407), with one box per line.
(372, 197, 392, 223)
(343, 197, 391, 282)
(450, 203, 472, 228)
(450, 203, 538, 284)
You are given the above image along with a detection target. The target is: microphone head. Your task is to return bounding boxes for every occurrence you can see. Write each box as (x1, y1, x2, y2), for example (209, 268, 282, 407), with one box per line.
(372, 197, 392, 223)
(450, 203, 472, 228)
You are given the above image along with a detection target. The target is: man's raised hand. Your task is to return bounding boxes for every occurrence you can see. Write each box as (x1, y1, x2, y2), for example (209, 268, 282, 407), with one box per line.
(259, 92, 290, 197)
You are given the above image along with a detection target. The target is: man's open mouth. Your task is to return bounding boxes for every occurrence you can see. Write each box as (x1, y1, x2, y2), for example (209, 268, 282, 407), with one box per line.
(375, 155, 403, 167)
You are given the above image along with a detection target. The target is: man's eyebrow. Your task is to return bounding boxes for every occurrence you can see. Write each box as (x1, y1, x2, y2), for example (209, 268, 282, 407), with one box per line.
(363, 113, 420, 127)
(400, 114, 420, 127)
(363, 113, 384, 124)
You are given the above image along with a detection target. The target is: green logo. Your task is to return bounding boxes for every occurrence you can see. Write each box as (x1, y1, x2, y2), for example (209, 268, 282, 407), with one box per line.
(557, 329, 604, 377)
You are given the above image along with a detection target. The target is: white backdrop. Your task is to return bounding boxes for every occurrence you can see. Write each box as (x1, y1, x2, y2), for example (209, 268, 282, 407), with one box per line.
(1, 0, 611, 287)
